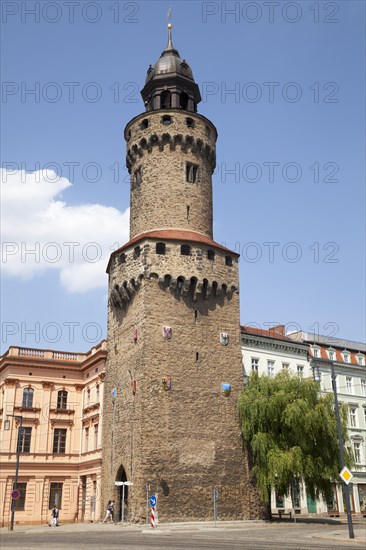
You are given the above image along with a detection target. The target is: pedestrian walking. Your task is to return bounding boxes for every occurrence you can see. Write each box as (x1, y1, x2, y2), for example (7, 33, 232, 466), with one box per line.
(103, 500, 114, 523)
(50, 506, 59, 526)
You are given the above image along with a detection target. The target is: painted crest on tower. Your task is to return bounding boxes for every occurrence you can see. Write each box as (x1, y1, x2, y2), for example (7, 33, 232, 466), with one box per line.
(220, 332, 229, 346)
(163, 326, 172, 339)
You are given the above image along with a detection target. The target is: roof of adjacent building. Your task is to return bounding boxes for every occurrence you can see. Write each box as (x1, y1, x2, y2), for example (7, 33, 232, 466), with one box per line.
(240, 325, 302, 344)
(288, 331, 366, 353)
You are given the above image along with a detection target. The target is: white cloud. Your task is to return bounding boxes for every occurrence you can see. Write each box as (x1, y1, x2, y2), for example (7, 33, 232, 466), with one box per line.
(1, 169, 129, 293)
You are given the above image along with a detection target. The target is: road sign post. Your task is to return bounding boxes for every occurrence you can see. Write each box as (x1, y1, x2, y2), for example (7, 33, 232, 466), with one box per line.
(212, 489, 219, 527)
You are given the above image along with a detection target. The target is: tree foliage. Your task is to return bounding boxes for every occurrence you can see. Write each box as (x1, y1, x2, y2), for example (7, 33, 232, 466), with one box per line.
(238, 371, 353, 505)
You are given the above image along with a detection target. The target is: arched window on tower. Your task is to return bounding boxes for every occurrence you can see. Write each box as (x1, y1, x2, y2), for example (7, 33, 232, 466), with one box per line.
(181, 244, 191, 256)
(180, 92, 189, 110)
(161, 90, 172, 109)
(156, 242, 166, 255)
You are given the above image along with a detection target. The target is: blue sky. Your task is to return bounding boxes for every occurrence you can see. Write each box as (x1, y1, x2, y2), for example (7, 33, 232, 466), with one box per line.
(1, 0, 365, 352)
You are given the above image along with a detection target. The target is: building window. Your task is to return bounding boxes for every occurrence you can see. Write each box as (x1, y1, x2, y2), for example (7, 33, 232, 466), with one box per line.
(181, 244, 191, 256)
(53, 429, 67, 454)
(312, 347, 319, 358)
(140, 118, 149, 129)
(251, 358, 259, 372)
(161, 91, 172, 110)
(161, 114, 172, 125)
(156, 242, 166, 255)
(357, 355, 365, 366)
(119, 253, 126, 264)
(349, 407, 357, 428)
(96, 384, 100, 402)
(12, 482, 27, 510)
(49, 482, 63, 509)
(353, 442, 362, 464)
(85, 427, 89, 452)
(180, 92, 189, 110)
(361, 380, 366, 397)
(17, 427, 32, 453)
(57, 390, 68, 410)
(22, 387, 34, 408)
(282, 363, 290, 370)
(186, 162, 198, 183)
(225, 256, 233, 266)
(328, 350, 335, 361)
(205, 125, 211, 139)
(186, 117, 194, 128)
(207, 249, 215, 261)
(133, 168, 142, 187)
(297, 365, 304, 378)
(87, 388, 90, 403)
(134, 246, 141, 258)
(346, 377, 353, 394)
(267, 360, 275, 378)
(94, 424, 99, 449)
(275, 493, 285, 508)
(343, 351, 350, 363)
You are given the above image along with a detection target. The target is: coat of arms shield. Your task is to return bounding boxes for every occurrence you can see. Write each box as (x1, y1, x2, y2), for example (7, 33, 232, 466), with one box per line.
(163, 326, 172, 339)
(220, 332, 229, 346)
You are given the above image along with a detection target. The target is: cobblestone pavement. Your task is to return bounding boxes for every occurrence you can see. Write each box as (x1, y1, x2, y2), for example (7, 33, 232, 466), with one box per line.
(1, 519, 365, 550)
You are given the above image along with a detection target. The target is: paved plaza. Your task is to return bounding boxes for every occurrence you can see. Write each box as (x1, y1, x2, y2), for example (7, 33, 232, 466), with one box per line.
(1, 519, 365, 550)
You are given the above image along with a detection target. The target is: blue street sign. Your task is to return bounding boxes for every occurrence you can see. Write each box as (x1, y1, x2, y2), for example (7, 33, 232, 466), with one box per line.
(149, 495, 157, 507)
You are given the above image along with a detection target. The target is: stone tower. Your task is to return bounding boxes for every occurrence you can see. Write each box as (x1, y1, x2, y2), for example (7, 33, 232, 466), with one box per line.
(102, 25, 264, 522)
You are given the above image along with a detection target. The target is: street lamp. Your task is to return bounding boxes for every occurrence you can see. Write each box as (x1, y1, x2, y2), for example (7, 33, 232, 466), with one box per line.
(315, 350, 354, 539)
(115, 481, 133, 524)
(4, 414, 23, 531)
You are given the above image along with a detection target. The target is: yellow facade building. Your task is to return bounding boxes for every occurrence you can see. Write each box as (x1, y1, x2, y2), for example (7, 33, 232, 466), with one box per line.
(0, 342, 106, 526)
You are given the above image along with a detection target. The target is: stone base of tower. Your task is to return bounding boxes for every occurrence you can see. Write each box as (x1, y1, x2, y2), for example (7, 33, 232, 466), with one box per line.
(102, 266, 267, 523)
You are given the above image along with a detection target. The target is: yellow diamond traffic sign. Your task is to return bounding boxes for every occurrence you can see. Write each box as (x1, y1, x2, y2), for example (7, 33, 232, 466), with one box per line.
(339, 466, 353, 485)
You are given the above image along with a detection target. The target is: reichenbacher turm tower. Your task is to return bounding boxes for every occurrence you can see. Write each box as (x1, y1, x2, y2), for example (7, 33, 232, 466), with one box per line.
(102, 25, 265, 522)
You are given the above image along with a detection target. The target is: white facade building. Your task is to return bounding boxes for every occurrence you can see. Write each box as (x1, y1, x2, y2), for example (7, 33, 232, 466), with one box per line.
(289, 332, 366, 517)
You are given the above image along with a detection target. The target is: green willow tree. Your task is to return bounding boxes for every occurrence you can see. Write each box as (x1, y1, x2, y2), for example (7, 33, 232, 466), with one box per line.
(238, 371, 353, 513)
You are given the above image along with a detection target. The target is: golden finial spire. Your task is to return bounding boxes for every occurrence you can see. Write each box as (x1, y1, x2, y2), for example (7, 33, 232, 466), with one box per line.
(166, 8, 173, 49)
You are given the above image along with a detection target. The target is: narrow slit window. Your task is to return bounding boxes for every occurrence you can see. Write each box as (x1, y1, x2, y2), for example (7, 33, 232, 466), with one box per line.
(134, 168, 142, 186)
(186, 163, 198, 183)
(196, 352, 199, 362)
(186, 205, 190, 220)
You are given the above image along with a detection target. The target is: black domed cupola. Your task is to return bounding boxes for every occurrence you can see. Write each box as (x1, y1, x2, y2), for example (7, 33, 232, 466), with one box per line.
(141, 24, 201, 113)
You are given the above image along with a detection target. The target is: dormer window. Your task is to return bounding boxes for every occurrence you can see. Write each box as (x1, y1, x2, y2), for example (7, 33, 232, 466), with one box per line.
(312, 346, 320, 358)
(343, 351, 350, 363)
(356, 354, 364, 366)
(186, 163, 198, 183)
(327, 349, 335, 361)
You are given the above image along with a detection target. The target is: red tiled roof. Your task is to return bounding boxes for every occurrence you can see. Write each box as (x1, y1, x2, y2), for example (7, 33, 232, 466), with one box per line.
(309, 345, 363, 366)
(106, 229, 239, 272)
(241, 325, 295, 343)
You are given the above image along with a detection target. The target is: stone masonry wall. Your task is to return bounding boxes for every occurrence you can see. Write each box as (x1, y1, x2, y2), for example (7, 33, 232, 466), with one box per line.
(125, 111, 217, 239)
(102, 241, 266, 522)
